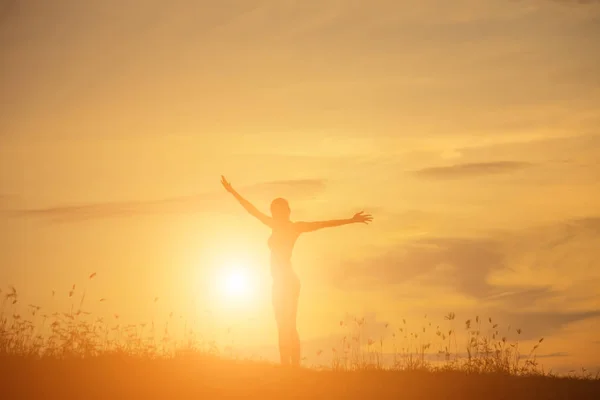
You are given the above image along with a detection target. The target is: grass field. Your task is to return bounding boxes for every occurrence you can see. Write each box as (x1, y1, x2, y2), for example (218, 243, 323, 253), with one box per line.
(2, 283, 599, 399)
(2, 355, 600, 399)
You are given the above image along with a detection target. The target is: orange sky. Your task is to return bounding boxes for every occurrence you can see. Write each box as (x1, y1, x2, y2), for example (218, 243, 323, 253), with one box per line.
(1, 0, 599, 371)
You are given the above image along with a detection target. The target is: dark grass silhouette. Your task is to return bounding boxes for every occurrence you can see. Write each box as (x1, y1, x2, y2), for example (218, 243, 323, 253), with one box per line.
(2, 354, 600, 400)
(2, 281, 600, 399)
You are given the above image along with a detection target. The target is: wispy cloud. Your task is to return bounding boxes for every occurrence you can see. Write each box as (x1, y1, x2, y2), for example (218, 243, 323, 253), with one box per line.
(412, 161, 533, 179)
(10, 179, 327, 223)
(493, 310, 600, 340)
(336, 236, 503, 297)
(535, 352, 569, 359)
(11, 194, 212, 223)
(0, 194, 18, 209)
(249, 179, 327, 194)
(0, 0, 17, 22)
(482, 286, 559, 309)
(551, 0, 600, 5)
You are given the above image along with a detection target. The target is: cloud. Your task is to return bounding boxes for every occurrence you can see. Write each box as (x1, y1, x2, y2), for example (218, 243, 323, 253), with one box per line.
(412, 161, 533, 179)
(551, 0, 600, 4)
(11, 194, 214, 223)
(335, 236, 503, 298)
(332, 216, 600, 317)
(482, 286, 559, 309)
(0, 0, 17, 22)
(0, 194, 19, 211)
(490, 310, 600, 341)
(535, 352, 569, 359)
(248, 179, 327, 198)
(488, 217, 600, 290)
(11, 179, 327, 223)
(570, 217, 600, 233)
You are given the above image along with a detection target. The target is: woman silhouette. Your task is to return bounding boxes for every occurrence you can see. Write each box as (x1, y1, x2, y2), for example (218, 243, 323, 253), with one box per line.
(220, 176, 373, 367)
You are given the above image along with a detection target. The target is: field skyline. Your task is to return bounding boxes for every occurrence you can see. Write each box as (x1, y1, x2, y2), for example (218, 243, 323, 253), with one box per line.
(1, 0, 599, 376)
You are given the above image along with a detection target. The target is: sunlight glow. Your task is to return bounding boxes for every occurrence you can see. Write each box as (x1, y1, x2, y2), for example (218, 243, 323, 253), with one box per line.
(220, 268, 251, 298)
(214, 262, 257, 306)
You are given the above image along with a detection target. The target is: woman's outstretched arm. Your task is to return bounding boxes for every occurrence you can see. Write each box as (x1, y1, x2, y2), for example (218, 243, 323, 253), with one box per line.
(295, 211, 373, 233)
(221, 176, 273, 227)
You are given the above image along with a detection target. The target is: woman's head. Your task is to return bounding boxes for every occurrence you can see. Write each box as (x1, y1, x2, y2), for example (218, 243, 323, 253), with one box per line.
(270, 197, 291, 221)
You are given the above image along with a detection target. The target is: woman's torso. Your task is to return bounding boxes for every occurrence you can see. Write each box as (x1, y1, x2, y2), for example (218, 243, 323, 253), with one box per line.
(268, 222, 300, 283)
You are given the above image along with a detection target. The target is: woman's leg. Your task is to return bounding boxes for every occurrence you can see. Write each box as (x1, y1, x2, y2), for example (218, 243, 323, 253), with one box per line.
(277, 328, 291, 365)
(273, 283, 291, 366)
(273, 279, 301, 366)
(288, 285, 301, 367)
(289, 323, 300, 366)
(278, 310, 299, 366)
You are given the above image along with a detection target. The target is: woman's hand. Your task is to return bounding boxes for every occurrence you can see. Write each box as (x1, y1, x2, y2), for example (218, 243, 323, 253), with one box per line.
(221, 175, 234, 193)
(351, 211, 373, 224)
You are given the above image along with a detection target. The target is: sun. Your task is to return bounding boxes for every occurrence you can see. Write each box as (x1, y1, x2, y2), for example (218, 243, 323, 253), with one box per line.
(220, 268, 251, 298)
(199, 252, 265, 316)
(215, 263, 256, 304)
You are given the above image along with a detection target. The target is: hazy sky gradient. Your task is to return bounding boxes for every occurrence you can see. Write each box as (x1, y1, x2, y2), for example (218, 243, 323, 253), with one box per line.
(1, 0, 599, 371)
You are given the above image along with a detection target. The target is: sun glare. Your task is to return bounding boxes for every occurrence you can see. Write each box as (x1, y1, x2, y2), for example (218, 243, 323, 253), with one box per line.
(221, 268, 250, 298)
(216, 263, 256, 304)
